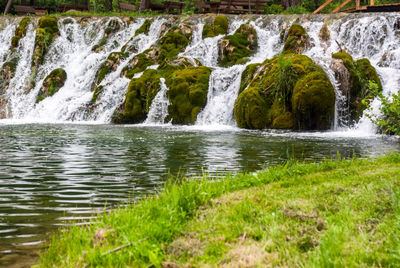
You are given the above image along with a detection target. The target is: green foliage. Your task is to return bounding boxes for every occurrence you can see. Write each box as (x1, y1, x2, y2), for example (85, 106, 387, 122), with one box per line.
(202, 15, 229, 39)
(263, 3, 283, 14)
(234, 54, 335, 130)
(36, 68, 67, 103)
(365, 82, 400, 135)
(166, 66, 212, 124)
(11, 17, 31, 50)
(218, 24, 257, 67)
(122, 51, 155, 79)
(40, 154, 400, 267)
(282, 5, 309, 14)
(135, 19, 153, 36)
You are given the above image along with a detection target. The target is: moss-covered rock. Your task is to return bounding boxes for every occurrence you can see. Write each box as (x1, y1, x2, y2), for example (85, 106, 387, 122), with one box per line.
(92, 52, 128, 90)
(0, 55, 19, 94)
(11, 17, 31, 50)
(165, 66, 212, 124)
(112, 69, 162, 124)
(135, 19, 153, 36)
(234, 54, 335, 130)
(239, 63, 262, 94)
(218, 24, 257, 67)
(158, 25, 192, 68)
(332, 52, 382, 123)
(32, 16, 59, 73)
(92, 19, 123, 53)
(90, 85, 104, 104)
(36, 68, 67, 103)
(122, 50, 157, 79)
(202, 15, 229, 39)
(283, 24, 309, 54)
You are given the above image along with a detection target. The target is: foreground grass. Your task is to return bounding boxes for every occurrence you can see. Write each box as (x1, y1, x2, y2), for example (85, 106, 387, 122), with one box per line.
(40, 154, 400, 267)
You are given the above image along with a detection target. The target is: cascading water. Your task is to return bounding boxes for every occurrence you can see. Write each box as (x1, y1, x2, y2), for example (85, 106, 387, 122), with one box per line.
(0, 14, 399, 134)
(144, 78, 170, 124)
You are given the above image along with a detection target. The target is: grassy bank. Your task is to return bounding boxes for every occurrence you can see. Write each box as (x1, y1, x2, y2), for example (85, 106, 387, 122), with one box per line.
(39, 154, 400, 267)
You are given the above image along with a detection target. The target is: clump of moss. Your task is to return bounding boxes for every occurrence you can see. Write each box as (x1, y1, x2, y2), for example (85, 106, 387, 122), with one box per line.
(32, 16, 59, 71)
(165, 66, 212, 124)
(122, 50, 157, 79)
(0, 56, 19, 94)
(202, 15, 229, 39)
(135, 19, 153, 36)
(112, 69, 162, 124)
(234, 54, 335, 130)
(36, 68, 67, 103)
(218, 24, 257, 67)
(332, 52, 382, 123)
(239, 63, 262, 94)
(283, 24, 309, 54)
(158, 25, 192, 68)
(90, 85, 104, 104)
(11, 17, 31, 50)
(319, 22, 330, 42)
(92, 52, 128, 90)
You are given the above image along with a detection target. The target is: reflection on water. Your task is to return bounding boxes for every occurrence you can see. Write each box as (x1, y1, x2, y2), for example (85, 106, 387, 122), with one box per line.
(0, 123, 399, 267)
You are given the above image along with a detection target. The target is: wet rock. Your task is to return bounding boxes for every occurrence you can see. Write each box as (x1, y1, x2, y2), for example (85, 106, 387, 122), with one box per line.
(36, 68, 67, 103)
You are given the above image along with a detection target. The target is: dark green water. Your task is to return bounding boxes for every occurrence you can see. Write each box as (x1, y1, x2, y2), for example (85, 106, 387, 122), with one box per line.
(0, 123, 399, 267)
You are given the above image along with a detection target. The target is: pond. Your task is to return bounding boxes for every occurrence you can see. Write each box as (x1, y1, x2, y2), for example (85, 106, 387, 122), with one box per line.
(0, 123, 399, 266)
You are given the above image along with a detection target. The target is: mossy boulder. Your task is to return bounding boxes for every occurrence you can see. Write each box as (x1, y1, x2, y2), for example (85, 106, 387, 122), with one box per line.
(283, 24, 309, 54)
(165, 66, 212, 124)
(332, 52, 382, 123)
(218, 24, 257, 67)
(36, 68, 67, 103)
(92, 52, 128, 90)
(122, 49, 157, 79)
(202, 15, 229, 39)
(112, 69, 162, 124)
(234, 54, 335, 130)
(135, 19, 153, 36)
(158, 25, 192, 68)
(11, 17, 31, 50)
(32, 16, 59, 72)
(0, 56, 19, 93)
(90, 85, 104, 104)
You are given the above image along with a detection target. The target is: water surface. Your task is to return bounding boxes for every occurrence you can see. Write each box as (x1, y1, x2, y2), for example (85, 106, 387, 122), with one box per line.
(0, 123, 399, 267)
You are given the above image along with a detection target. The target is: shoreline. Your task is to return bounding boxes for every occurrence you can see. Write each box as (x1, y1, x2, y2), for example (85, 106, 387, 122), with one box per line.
(39, 153, 400, 266)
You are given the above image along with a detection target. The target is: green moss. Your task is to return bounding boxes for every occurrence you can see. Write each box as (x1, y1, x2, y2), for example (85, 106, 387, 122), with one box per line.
(92, 38, 107, 53)
(11, 17, 31, 50)
(90, 85, 104, 104)
(202, 15, 229, 39)
(166, 66, 212, 124)
(36, 68, 67, 103)
(292, 70, 335, 130)
(32, 16, 59, 71)
(235, 54, 335, 130)
(239, 63, 262, 94)
(112, 69, 162, 124)
(218, 24, 257, 67)
(104, 19, 121, 36)
(332, 52, 383, 123)
(283, 24, 309, 54)
(158, 26, 192, 68)
(0, 56, 19, 93)
(135, 19, 153, 36)
(92, 52, 128, 90)
(122, 51, 155, 79)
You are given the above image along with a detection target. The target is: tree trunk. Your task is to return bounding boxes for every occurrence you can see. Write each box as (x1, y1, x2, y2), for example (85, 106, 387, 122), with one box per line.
(139, 0, 150, 12)
(4, 0, 13, 15)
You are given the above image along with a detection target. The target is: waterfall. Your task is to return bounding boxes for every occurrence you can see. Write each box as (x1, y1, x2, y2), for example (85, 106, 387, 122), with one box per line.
(144, 78, 170, 125)
(0, 14, 398, 134)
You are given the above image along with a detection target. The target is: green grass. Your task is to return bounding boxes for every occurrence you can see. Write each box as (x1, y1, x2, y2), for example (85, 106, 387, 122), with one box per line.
(39, 154, 400, 267)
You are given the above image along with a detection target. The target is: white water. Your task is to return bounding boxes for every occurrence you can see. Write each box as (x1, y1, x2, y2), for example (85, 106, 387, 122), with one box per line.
(0, 14, 399, 136)
(145, 78, 170, 124)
